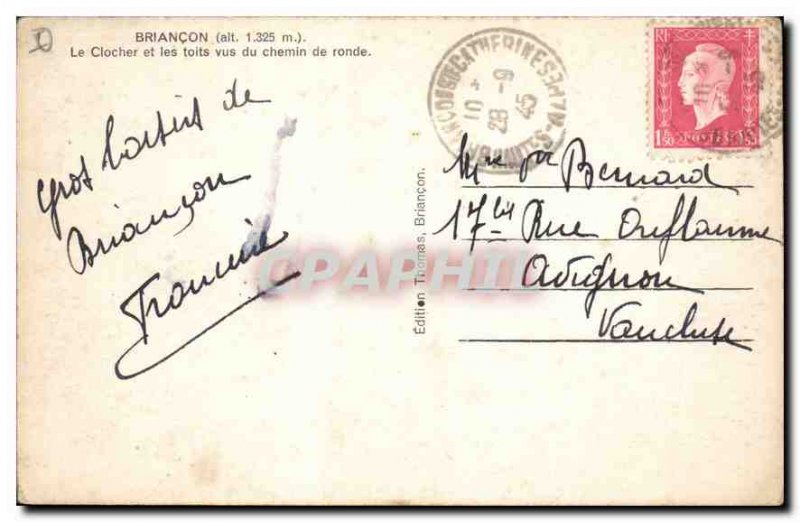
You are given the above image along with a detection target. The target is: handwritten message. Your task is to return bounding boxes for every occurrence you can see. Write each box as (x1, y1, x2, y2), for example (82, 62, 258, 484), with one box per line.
(35, 78, 300, 379)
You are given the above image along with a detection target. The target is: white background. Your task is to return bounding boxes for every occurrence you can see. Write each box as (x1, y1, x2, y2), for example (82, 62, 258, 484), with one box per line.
(3, 0, 797, 518)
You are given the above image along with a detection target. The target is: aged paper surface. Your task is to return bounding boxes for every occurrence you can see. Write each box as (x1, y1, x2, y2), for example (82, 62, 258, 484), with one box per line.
(17, 17, 783, 505)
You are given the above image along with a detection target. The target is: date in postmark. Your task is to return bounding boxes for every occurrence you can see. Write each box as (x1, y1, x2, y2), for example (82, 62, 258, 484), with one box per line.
(427, 27, 567, 174)
(653, 26, 760, 150)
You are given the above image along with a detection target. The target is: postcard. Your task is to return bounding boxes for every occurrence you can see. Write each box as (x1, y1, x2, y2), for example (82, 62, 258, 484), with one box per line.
(17, 17, 784, 505)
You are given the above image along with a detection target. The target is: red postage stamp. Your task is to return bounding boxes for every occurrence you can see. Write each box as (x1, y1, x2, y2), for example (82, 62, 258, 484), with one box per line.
(653, 26, 760, 149)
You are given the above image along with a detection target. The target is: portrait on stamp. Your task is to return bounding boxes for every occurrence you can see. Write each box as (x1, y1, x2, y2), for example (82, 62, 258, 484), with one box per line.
(678, 43, 736, 130)
(653, 27, 760, 149)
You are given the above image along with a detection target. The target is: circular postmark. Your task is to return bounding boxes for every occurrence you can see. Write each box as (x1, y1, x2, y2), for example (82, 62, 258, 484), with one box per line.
(427, 27, 568, 174)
